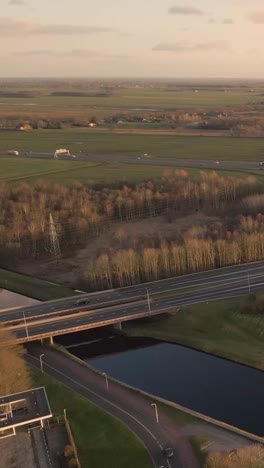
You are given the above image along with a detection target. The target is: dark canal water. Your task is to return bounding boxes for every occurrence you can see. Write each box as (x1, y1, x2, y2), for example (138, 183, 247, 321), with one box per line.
(62, 332, 264, 437)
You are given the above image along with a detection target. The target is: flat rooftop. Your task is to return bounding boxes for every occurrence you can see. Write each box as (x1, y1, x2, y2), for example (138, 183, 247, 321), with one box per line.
(0, 387, 52, 431)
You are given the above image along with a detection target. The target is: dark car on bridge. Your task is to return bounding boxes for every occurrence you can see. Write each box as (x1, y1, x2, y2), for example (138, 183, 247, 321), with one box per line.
(74, 299, 90, 306)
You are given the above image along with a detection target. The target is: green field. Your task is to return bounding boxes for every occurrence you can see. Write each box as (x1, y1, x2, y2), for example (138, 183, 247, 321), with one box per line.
(124, 297, 264, 370)
(0, 156, 258, 187)
(33, 370, 152, 468)
(0, 157, 181, 185)
(0, 88, 263, 112)
(0, 268, 76, 300)
(1, 129, 264, 161)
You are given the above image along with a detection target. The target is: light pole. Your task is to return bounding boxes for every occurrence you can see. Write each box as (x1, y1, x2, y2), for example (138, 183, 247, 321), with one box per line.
(40, 354, 45, 373)
(102, 373, 109, 390)
(22, 311, 29, 339)
(247, 271, 250, 294)
(146, 288, 151, 313)
(151, 403, 159, 423)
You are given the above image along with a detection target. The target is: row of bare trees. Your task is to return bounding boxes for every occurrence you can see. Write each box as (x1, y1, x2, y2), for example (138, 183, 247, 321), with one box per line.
(0, 171, 261, 261)
(84, 231, 264, 290)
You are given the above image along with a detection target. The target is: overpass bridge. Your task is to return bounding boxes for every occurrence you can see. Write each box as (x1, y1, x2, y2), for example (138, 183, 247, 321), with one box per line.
(1, 261, 264, 343)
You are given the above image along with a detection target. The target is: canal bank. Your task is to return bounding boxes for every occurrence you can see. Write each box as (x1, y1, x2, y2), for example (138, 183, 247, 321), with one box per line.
(122, 296, 264, 371)
(56, 330, 264, 440)
(51, 338, 262, 456)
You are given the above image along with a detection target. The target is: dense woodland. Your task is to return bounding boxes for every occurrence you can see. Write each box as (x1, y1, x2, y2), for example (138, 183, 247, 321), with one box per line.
(1, 170, 264, 290)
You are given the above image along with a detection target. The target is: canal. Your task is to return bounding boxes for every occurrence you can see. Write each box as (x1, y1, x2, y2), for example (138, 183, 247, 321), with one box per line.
(65, 333, 264, 437)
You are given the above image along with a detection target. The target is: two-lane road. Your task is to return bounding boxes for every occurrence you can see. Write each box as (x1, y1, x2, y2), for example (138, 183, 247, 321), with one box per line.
(2, 150, 263, 173)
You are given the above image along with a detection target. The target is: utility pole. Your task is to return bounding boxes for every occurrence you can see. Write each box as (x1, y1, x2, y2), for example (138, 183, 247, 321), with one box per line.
(49, 213, 61, 260)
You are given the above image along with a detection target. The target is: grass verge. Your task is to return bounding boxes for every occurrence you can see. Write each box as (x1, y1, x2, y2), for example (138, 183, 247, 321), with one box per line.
(190, 436, 209, 465)
(32, 369, 153, 468)
(123, 296, 264, 370)
(0, 268, 76, 301)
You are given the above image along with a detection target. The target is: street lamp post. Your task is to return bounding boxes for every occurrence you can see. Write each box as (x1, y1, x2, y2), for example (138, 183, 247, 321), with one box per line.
(40, 354, 45, 373)
(247, 271, 251, 294)
(146, 288, 151, 313)
(22, 311, 29, 339)
(151, 403, 159, 423)
(102, 373, 109, 390)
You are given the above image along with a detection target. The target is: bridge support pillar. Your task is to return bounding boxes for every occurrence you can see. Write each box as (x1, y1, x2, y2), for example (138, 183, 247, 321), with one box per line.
(114, 322, 122, 331)
(49, 336, 54, 345)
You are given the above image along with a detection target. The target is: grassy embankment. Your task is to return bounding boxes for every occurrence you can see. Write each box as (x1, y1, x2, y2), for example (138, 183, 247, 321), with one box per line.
(123, 297, 264, 370)
(32, 369, 152, 468)
(1, 129, 264, 161)
(0, 268, 76, 301)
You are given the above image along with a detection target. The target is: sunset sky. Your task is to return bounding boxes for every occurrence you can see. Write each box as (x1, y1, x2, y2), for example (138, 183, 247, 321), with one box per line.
(1, 0, 264, 77)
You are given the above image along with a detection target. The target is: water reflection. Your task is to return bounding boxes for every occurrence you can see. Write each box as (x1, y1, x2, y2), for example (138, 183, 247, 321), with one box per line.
(85, 341, 264, 436)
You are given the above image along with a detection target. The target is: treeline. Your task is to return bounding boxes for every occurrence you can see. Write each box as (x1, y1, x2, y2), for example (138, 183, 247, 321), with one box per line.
(0, 171, 260, 261)
(84, 230, 264, 290)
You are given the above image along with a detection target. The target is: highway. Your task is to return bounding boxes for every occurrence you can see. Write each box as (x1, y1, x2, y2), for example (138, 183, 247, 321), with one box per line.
(1, 261, 264, 342)
(2, 150, 263, 173)
(26, 343, 200, 468)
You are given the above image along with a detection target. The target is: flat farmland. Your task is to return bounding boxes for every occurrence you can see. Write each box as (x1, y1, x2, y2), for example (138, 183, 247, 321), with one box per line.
(1, 129, 264, 161)
(0, 156, 259, 187)
(0, 88, 263, 114)
(0, 157, 182, 185)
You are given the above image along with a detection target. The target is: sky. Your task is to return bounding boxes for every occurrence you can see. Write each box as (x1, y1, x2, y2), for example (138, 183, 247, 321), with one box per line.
(1, 0, 264, 78)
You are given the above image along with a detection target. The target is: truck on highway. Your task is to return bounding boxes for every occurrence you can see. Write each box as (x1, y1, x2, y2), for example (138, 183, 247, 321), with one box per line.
(8, 150, 19, 156)
(54, 148, 71, 159)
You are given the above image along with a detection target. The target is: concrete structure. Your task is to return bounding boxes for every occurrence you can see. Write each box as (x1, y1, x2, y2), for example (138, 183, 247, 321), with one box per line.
(0, 387, 52, 439)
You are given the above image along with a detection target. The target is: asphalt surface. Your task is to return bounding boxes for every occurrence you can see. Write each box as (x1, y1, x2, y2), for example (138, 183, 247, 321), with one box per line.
(26, 343, 200, 468)
(2, 150, 263, 173)
(1, 261, 264, 341)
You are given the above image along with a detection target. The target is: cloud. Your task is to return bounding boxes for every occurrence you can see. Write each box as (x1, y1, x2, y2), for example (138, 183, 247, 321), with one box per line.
(8, 0, 25, 5)
(13, 49, 100, 57)
(168, 5, 204, 15)
(153, 40, 229, 52)
(12, 49, 52, 56)
(31, 25, 114, 35)
(12, 49, 134, 60)
(0, 17, 116, 36)
(222, 18, 233, 24)
(247, 11, 264, 23)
